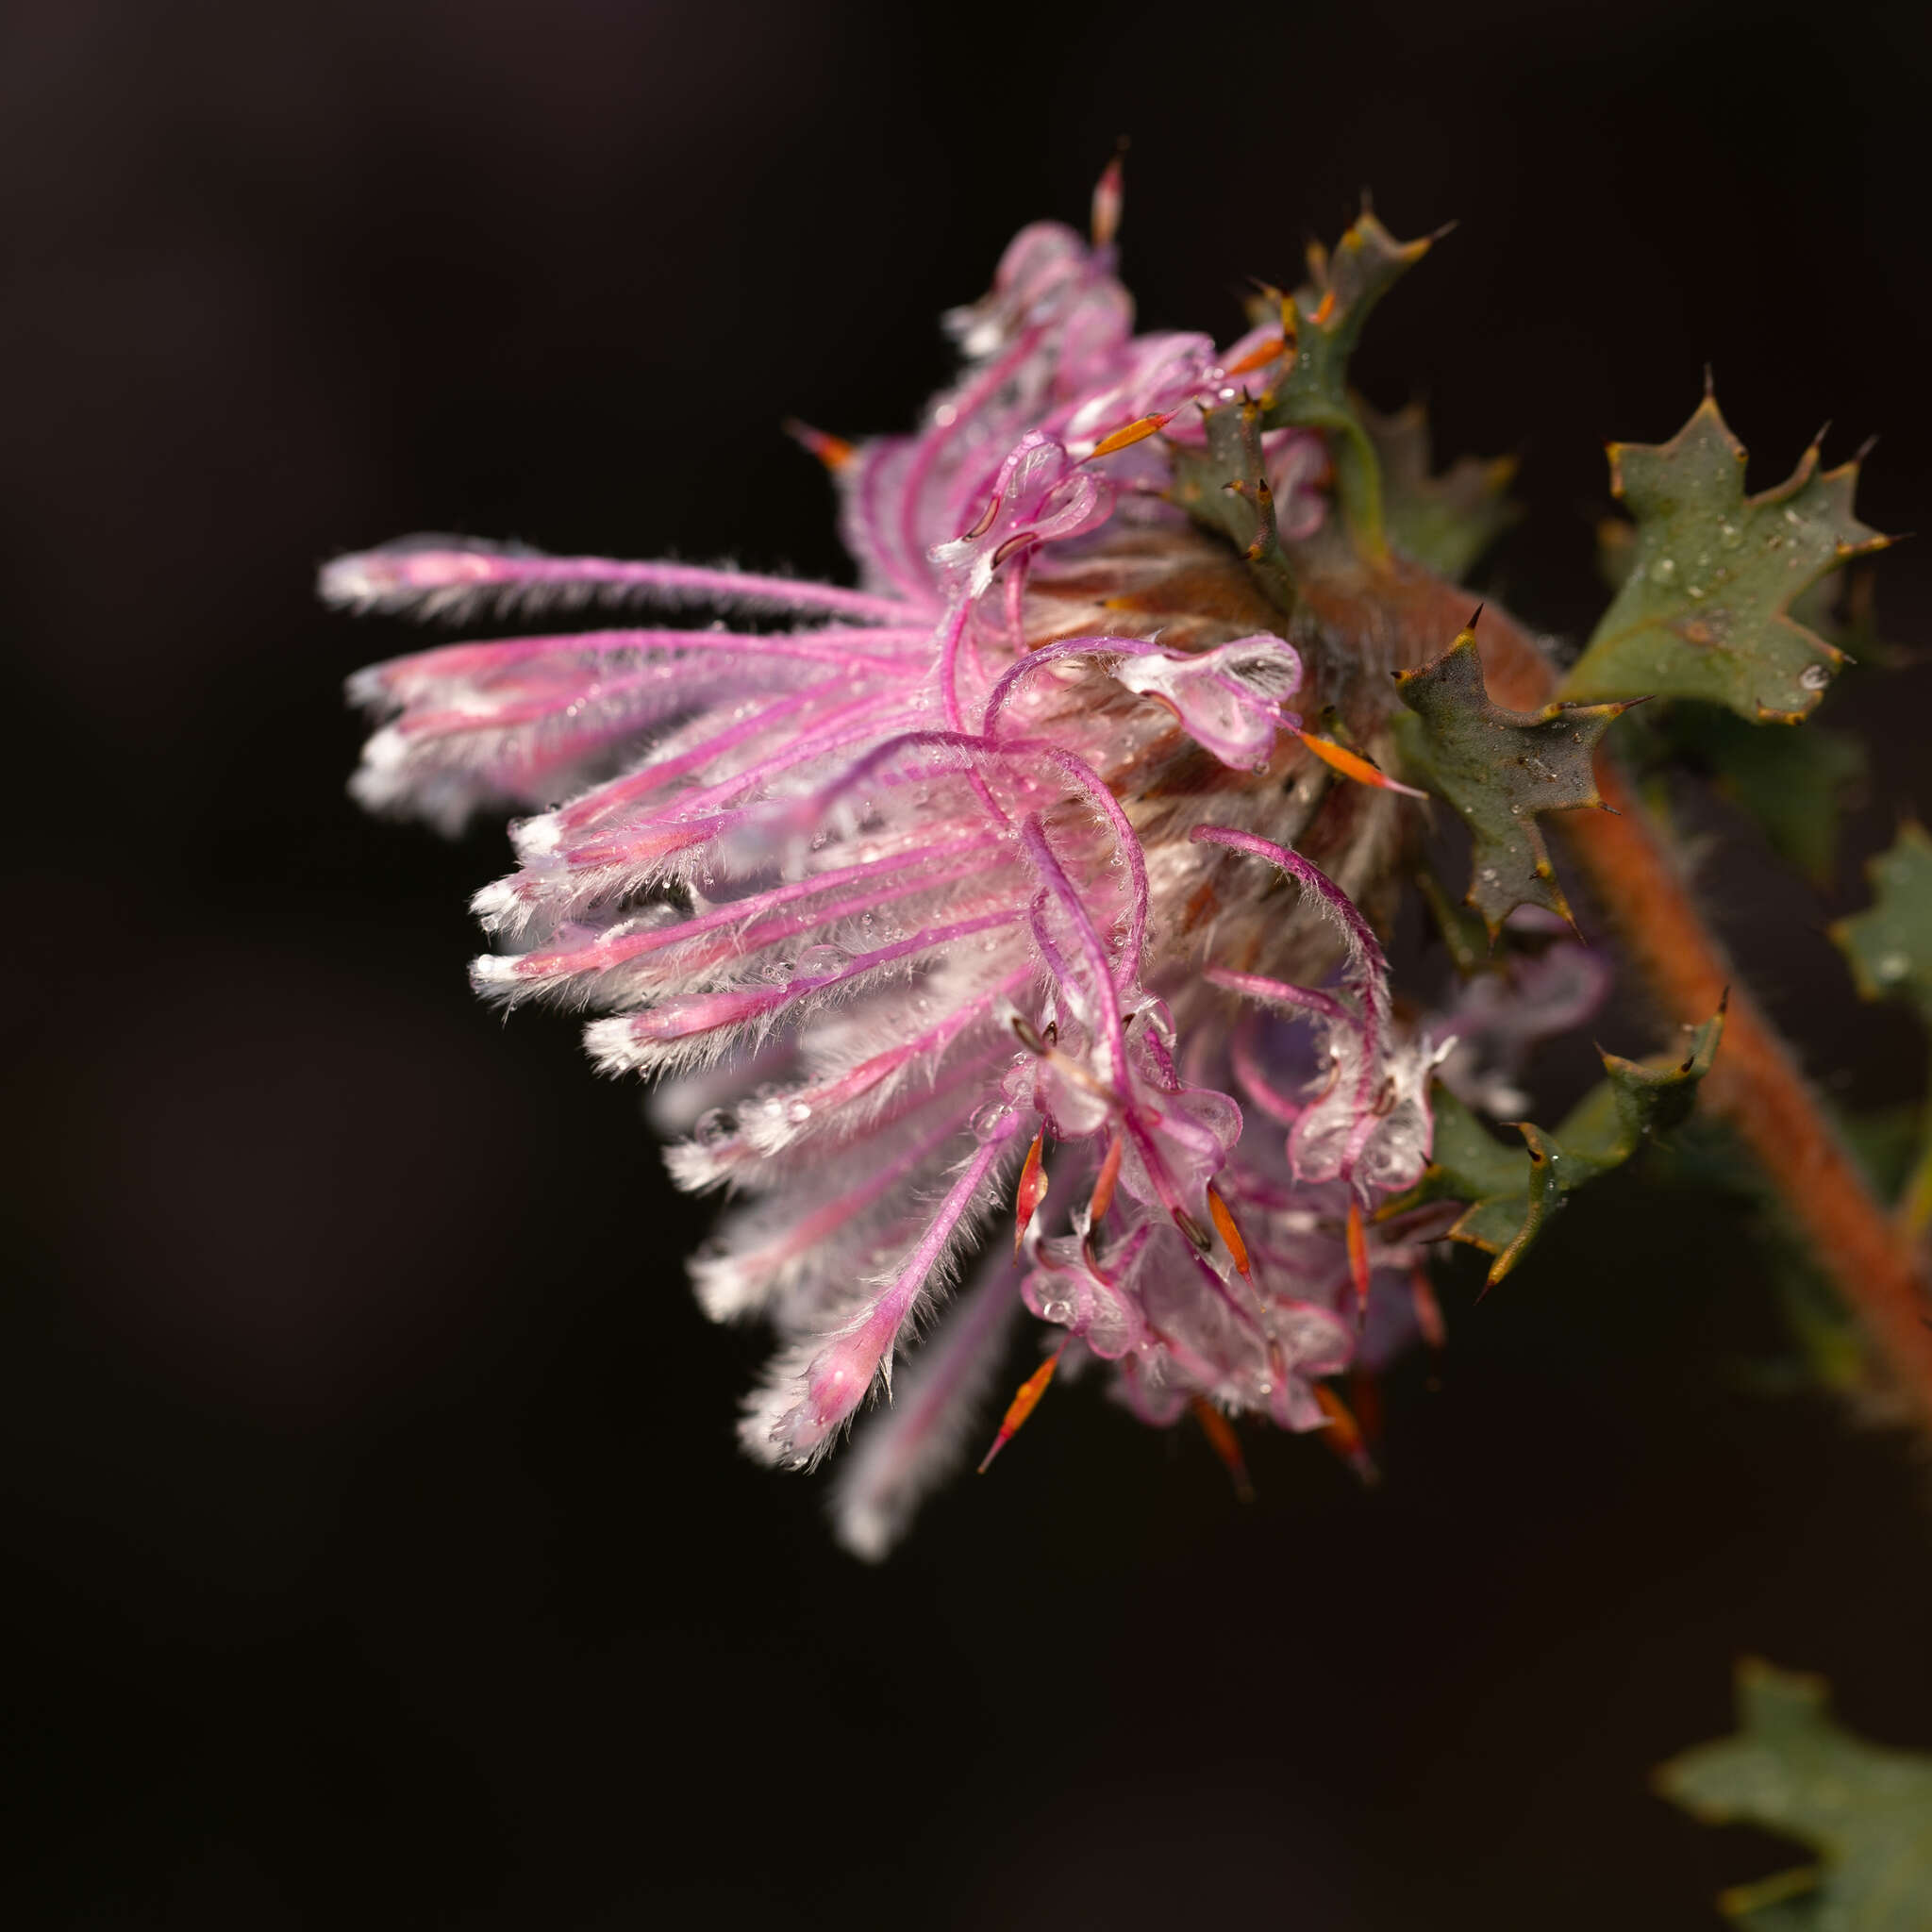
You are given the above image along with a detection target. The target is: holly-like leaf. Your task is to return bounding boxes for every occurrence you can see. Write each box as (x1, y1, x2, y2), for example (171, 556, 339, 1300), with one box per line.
(1656, 1658, 1932, 1930)
(1257, 207, 1438, 558)
(1384, 1005, 1724, 1288)
(1360, 398, 1518, 580)
(1665, 703, 1866, 885)
(1830, 823, 1932, 1026)
(1168, 392, 1298, 616)
(1563, 391, 1889, 723)
(1391, 622, 1638, 934)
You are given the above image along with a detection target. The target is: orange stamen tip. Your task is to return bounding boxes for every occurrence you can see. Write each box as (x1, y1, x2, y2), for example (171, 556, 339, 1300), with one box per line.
(1091, 152, 1124, 248)
(1089, 1132, 1124, 1225)
(1191, 1398, 1256, 1502)
(1410, 1265, 1447, 1351)
(978, 1350, 1061, 1474)
(1314, 1382, 1379, 1483)
(1206, 1183, 1252, 1283)
(1345, 1198, 1371, 1320)
(1086, 410, 1175, 460)
(783, 418, 855, 472)
(1223, 335, 1288, 377)
(1310, 289, 1338, 327)
(1293, 728, 1428, 799)
(1014, 1129, 1049, 1255)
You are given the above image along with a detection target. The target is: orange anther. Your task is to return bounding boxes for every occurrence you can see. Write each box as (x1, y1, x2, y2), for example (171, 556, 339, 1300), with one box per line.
(783, 419, 854, 472)
(1014, 1128, 1049, 1255)
(1206, 1183, 1252, 1283)
(1410, 1265, 1446, 1350)
(1315, 1382, 1378, 1484)
(1191, 1397, 1256, 1502)
(1223, 336, 1288, 377)
(1345, 1197, 1371, 1323)
(1091, 151, 1124, 249)
(1086, 410, 1175, 460)
(1089, 1132, 1124, 1224)
(1293, 728, 1428, 799)
(978, 1350, 1061, 1473)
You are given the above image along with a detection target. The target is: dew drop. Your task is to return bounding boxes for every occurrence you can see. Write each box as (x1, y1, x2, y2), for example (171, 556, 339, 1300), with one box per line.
(1799, 662, 1831, 691)
(969, 1100, 1013, 1141)
(795, 943, 850, 980)
(786, 1099, 814, 1124)
(692, 1108, 738, 1149)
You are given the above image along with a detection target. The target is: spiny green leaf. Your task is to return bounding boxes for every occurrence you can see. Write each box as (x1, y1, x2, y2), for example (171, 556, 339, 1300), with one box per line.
(1360, 397, 1518, 580)
(1257, 207, 1439, 558)
(1663, 703, 1865, 884)
(1167, 392, 1298, 615)
(1382, 1006, 1724, 1287)
(1563, 391, 1889, 723)
(1657, 1658, 1932, 1930)
(1830, 823, 1932, 1026)
(1390, 621, 1637, 934)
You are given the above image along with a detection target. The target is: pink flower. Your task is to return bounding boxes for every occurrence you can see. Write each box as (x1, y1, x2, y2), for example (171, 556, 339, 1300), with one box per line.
(330, 170, 1442, 1556)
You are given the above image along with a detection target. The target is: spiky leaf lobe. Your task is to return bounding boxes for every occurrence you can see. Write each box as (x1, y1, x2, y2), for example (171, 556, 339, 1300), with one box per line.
(1391, 624, 1634, 934)
(1657, 1658, 1932, 1929)
(1831, 823, 1932, 1025)
(1258, 207, 1437, 558)
(1564, 393, 1887, 723)
(1384, 1007, 1724, 1287)
(1361, 399, 1518, 580)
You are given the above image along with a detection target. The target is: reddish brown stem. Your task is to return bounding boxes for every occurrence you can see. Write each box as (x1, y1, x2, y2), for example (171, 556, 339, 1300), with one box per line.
(1446, 583, 1932, 1425)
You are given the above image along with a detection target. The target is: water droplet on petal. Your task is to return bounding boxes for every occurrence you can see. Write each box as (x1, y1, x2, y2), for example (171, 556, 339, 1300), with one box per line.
(795, 943, 850, 981)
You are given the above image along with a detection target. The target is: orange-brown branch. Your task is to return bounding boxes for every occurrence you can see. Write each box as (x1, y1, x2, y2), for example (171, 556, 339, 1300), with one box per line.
(1441, 581, 1932, 1426)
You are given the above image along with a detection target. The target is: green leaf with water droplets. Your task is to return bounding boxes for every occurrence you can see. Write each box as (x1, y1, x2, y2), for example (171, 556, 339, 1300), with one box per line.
(1657, 1658, 1932, 1930)
(1830, 823, 1932, 1026)
(1382, 1006, 1724, 1287)
(1390, 624, 1636, 935)
(1562, 392, 1889, 723)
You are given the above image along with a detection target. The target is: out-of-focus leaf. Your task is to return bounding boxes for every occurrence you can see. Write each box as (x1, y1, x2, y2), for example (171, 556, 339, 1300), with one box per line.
(1657, 1657, 1932, 1929)
(1382, 1005, 1724, 1287)
(1415, 868, 1495, 978)
(1830, 823, 1932, 1025)
(1832, 824, 1932, 1236)
(1360, 398, 1518, 580)
(1664, 703, 1865, 884)
(1391, 621, 1637, 934)
(1562, 391, 1888, 722)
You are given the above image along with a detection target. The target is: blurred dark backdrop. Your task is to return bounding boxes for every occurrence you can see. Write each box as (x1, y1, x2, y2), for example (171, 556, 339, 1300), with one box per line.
(5, 1, 1932, 1924)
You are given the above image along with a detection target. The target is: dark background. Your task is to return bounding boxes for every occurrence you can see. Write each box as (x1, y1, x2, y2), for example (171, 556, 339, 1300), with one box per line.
(6, 1, 1932, 1924)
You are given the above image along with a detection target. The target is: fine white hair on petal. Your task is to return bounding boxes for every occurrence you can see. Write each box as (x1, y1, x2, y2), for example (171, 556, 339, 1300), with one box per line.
(739, 1127, 1020, 1470)
(830, 1264, 1024, 1562)
(333, 190, 1491, 1551)
(320, 537, 916, 628)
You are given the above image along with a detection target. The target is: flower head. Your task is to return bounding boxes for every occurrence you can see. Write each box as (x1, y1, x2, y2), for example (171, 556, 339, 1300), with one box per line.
(331, 178, 1456, 1555)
